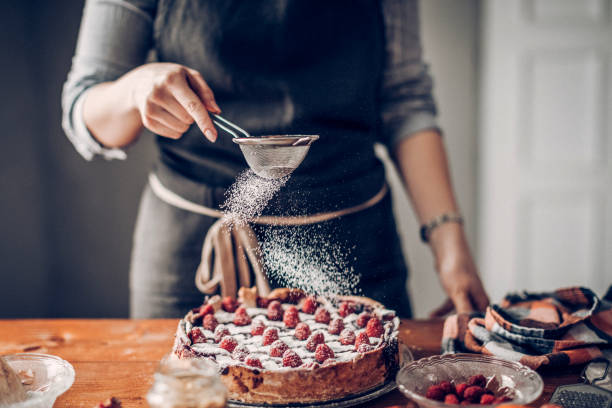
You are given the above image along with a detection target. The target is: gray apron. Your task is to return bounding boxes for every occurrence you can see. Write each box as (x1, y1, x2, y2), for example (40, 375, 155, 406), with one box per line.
(130, 0, 412, 317)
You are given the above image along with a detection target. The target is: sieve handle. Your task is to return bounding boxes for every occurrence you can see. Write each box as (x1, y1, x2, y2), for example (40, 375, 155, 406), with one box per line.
(211, 113, 250, 139)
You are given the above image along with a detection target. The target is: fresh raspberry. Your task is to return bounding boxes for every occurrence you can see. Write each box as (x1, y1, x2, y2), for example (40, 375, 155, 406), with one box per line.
(232, 345, 249, 361)
(262, 327, 279, 346)
(269, 340, 289, 357)
(480, 394, 495, 404)
(233, 309, 251, 326)
(463, 386, 485, 402)
(338, 301, 355, 317)
(354, 331, 370, 350)
(365, 317, 383, 338)
(250, 319, 266, 336)
(189, 328, 206, 343)
(493, 395, 512, 403)
(438, 381, 455, 395)
(314, 343, 335, 363)
(301, 296, 317, 314)
(306, 331, 325, 352)
(294, 322, 311, 340)
(219, 336, 238, 353)
(199, 304, 214, 316)
(256, 297, 270, 308)
(282, 349, 302, 367)
(328, 318, 344, 335)
(339, 329, 356, 345)
(314, 307, 331, 324)
(213, 325, 230, 343)
(283, 306, 300, 328)
(455, 383, 468, 399)
(356, 312, 372, 328)
(203, 314, 218, 331)
(267, 300, 283, 321)
(425, 384, 445, 401)
(245, 356, 263, 368)
(468, 374, 487, 387)
(444, 394, 460, 404)
(221, 296, 239, 313)
(356, 343, 373, 353)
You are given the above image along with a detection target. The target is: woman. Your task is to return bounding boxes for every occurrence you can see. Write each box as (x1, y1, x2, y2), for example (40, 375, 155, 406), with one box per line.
(62, 0, 489, 318)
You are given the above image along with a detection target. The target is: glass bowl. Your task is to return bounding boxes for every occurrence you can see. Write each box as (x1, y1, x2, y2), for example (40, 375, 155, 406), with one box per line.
(396, 353, 543, 407)
(2, 353, 75, 408)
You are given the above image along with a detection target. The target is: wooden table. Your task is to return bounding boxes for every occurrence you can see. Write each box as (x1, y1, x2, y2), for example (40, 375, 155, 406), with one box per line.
(0, 319, 580, 407)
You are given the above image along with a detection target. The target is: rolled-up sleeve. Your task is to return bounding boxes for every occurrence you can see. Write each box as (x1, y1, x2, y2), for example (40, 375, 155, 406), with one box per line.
(379, 0, 440, 150)
(61, 0, 156, 160)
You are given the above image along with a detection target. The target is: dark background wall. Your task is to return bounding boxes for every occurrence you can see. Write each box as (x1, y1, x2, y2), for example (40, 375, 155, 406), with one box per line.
(0, 0, 156, 317)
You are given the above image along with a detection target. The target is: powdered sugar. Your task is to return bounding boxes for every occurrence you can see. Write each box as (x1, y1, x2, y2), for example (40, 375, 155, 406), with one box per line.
(220, 170, 289, 223)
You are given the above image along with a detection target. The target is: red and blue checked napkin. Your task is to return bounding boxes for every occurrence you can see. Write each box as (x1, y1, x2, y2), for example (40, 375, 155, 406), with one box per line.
(441, 286, 612, 370)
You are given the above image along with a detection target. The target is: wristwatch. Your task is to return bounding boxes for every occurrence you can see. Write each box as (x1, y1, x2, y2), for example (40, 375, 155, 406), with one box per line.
(419, 212, 464, 243)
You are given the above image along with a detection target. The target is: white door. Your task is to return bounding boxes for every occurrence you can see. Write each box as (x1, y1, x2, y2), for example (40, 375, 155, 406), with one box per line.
(478, 0, 612, 301)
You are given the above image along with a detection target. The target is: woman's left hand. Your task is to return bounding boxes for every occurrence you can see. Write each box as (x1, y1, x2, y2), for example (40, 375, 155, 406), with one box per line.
(428, 222, 489, 317)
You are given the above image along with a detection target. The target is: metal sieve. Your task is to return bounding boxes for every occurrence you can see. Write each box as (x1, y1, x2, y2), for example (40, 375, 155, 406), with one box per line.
(212, 114, 319, 179)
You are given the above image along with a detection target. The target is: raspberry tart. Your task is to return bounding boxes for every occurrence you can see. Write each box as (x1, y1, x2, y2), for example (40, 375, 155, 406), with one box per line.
(172, 287, 400, 404)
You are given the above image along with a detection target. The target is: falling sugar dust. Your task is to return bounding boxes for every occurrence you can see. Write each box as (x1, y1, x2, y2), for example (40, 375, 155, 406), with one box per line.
(220, 170, 360, 298)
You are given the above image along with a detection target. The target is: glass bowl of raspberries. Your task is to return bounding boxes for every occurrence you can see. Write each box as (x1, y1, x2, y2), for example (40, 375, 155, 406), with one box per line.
(396, 354, 543, 407)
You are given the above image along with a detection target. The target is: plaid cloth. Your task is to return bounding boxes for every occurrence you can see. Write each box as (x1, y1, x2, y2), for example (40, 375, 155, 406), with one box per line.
(441, 286, 612, 370)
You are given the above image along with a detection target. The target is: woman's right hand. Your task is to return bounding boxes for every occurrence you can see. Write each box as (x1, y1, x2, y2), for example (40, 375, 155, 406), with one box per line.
(123, 63, 221, 142)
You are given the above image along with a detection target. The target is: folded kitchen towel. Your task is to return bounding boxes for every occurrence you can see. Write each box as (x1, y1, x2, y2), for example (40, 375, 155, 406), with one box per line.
(441, 286, 612, 370)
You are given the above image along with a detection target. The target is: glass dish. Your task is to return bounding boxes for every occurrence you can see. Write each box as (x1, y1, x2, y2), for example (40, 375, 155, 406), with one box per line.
(2, 353, 75, 408)
(396, 353, 543, 407)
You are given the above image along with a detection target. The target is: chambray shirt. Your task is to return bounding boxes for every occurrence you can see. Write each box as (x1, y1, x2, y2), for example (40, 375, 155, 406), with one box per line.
(62, 0, 438, 163)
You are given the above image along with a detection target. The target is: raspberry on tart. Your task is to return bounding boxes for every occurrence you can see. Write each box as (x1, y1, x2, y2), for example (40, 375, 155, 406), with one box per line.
(222, 296, 239, 313)
(338, 301, 355, 317)
(262, 327, 279, 346)
(245, 356, 263, 368)
(203, 314, 218, 331)
(250, 319, 266, 336)
(232, 345, 249, 361)
(267, 300, 283, 321)
(294, 322, 311, 340)
(356, 312, 371, 328)
(301, 296, 317, 314)
(339, 328, 356, 345)
(283, 305, 300, 328)
(306, 331, 325, 352)
(328, 318, 344, 335)
(365, 317, 383, 338)
(219, 336, 238, 353)
(214, 325, 230, 343)
(189, 327, 206, 344)
(233, 307, 252, 326)
(314, 307, 331, 324)
(199, 303, 214, 316)
(314, 344, 334, 363)
(269, 340, 289, 357)
(354, 331, 370, 350)
(282, 349, 303, 367)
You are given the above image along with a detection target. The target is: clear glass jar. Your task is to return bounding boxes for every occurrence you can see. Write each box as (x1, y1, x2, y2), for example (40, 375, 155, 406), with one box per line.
(146, 355, 227, 408)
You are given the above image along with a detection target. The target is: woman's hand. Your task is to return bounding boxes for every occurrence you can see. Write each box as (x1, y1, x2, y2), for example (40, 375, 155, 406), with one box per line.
(124, 63, 221, 142)
(428, 222, 489, 317)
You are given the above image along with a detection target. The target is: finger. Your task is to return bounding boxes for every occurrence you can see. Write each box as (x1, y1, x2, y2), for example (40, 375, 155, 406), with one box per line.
(144, 101, 191, 133)
(149, 87, 194, 125)
(451, 292, 474, 314)
(185, 68, 221, 114)
(142, 115, 182, 139)
(165, 70, 217, 142)
(429, 298, 454, 318)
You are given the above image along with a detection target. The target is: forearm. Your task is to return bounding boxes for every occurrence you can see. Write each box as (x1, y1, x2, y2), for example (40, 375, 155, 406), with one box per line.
(393, 129, 459, 225)
(82, 75, 143, 149)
